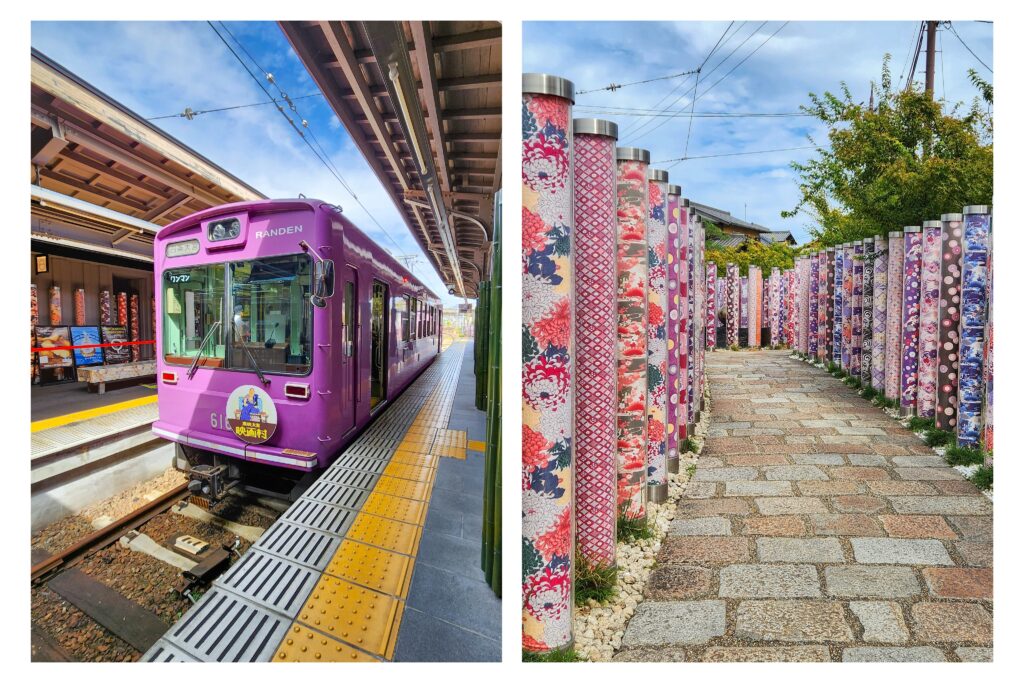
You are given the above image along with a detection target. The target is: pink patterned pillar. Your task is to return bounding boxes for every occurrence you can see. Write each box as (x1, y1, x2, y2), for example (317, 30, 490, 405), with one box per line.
(521, 73, 575, 654)
(768, 268, 781, 346)
(747, 266, 761, 347)
(884, 232, 905, 399)
(916, 221, 942, 417)
(871, 236, 889, 392)
(48, 285, 62, 325)
(726, 264, 740, 347)
(705, 263, 717, 351)
(645, 169, 670, 502)
(571, 118, 618, 569)
(614, 146, 651, 522)
(935, 213, 964, 430)
(900, 226, 923, 415)
(666, 185, 684, 471)
(74, 288, 86, 326)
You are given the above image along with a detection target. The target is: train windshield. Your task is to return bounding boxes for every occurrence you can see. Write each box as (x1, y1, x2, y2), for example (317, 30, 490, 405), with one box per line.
(162, 253, 313, 375)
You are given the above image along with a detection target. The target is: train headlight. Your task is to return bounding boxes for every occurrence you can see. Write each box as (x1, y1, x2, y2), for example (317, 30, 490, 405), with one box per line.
(208, 218, 242, 242)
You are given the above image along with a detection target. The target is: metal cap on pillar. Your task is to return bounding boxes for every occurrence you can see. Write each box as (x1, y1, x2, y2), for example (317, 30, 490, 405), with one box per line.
(647, 168, 669, 182)
(572, 117, 618, 138)
(616, 147, 650, 163)
(963, 205, 990, 214)
(888, 230, 904, 238)
(667, 184, 682, 196)
(941, 213, 963, 221)
(922, 220, 942, 229)
(522, 72, 575, 101)
(903, 225, 922, 233)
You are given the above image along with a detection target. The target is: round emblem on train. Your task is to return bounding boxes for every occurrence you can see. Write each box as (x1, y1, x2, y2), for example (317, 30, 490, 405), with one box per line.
(225, 385, 278, 444)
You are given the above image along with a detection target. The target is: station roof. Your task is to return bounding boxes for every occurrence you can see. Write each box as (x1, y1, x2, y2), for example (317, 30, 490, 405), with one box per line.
(30, 49, 265, 256)
(280, 21, 501, 298)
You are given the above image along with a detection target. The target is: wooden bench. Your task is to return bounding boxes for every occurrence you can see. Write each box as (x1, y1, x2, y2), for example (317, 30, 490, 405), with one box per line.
(77, 361, 156, 394)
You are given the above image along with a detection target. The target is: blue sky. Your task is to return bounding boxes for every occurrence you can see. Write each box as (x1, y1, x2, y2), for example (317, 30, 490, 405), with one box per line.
(524, 20, 994, 243)
(32, 21, 463, 305)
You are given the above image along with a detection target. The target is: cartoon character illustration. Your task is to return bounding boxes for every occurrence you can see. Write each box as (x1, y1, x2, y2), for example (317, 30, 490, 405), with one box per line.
(236, 387, 266, 422)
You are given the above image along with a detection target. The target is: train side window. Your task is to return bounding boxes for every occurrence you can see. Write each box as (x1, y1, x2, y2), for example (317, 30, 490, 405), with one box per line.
(342, 281, 355, 357)
(402, 295, 411, 342)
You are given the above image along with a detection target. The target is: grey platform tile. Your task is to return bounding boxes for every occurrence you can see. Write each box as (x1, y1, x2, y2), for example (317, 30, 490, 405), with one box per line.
(405, 563, 501, 641)
(424, 504, 464, 537)
(141, 639, 200, 662)
(417, 528, 487, 582)
(393, 607, 500, 662)
(433, 463, 486, 492)
(160, 588, 290, 662)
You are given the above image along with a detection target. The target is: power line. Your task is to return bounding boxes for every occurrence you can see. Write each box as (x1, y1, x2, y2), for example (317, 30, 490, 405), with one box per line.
(576, 69, 698, 95)
(654, 144, 821, 164)
(207, 21, 407, 255)
(898, 22, 924, 90)
(945, 21, 992, 72)
(147, 93, 322, 121)
(574, 106, 812, 118)
(693, 21, 789, 107)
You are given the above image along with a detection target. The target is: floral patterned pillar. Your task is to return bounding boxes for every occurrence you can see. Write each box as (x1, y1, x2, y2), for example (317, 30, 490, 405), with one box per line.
(900, 226, 923, 415)
(785, 269, 797, 347)
(831, 249, 843, 365)
(983, 248, 993, 453)
(861, 239, 875, 386)
(130, 294, 141, 361)
(871, 236, 889, 392)
(818, 251, 829, 360)
(768, 267, 781, 346)
(916, 221, 942, 418)
(884, 231, 905, 399)
(808, 259, 819, 358)
(706, 263, 717, 351)
(521, 73, 575, 654)
(936, 213, 964, 431)
(798, 257, 810, 355)
(747, 266, 761, 347)
(840, 244, 853, 373)
(571, 118, 618, 569)
(740, 275, 749, 340)
(645, 168, 670, 503)
(614, 146, 651, 522)
(686, 213, 698, 424)
(667, 185, 685, 472)
(74, 288, 86, 326)
(824, 249, 836, 362)
(117, 291, 128, 326)
(957, 206, 991, 447)
(851, 241, 864, 377)
(100, 289, 113, 325)
(726, 264, 740, 347)
(31, 284, 38, 381)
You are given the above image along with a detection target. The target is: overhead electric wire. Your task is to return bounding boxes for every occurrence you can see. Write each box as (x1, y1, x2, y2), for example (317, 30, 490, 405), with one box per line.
(207, 21, 406, 255)
(574, 105, 812, 118)
(619, 20, 738, 139)
(946, 21, 992, 72)
(654, 144, 822, 164)
(898, 22, 924, 90)
(147, 93, 322, 121)
(575, 69, 699, 95)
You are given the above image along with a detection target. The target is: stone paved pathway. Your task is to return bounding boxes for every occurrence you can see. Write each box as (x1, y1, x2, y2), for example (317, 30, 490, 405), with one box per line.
(618, 351, 993, 662)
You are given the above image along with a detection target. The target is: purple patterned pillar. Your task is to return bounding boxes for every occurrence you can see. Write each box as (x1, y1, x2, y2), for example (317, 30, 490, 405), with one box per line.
(740, 276, 748, 336)
(726, 264, 740, 347)
(784, 269, 796, 347)
(935, 213, 964, 431)
(666, 186, 683, 473)
(840, 244, 853, 373)
(884, 231, 905, 399)
(522, 73, 575, 654)
(916, 221, 942, 418)
(818, 251, 829, 360)
(646, 169, 669, 502)
(614, 147, 651, 521)
(861, 239, 875, 386)
(808, 258, 819, 358)
(798, 257, 811, 355)
(571, 118, 618, 570)
(706, 263, 717, 351)
(831, 249, 843, 365)
(871, 236, 889, 392)
(900, 226, 923, 415)
(983, 248, 993, 453)
(692, 211, 705, 415)
(851, 241, 864, 377)
(957, 206, 991, 447)
(768, 267, 781, 346)
(686, 213, 697, 424)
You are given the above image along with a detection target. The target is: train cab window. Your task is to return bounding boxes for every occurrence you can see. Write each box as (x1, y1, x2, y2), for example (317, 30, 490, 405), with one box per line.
(163, 265, 226, 367)
(342, 281, 355, 357)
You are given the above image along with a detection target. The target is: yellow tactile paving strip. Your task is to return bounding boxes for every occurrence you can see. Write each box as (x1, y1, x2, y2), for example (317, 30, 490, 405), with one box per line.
(273, 343, 469, 662)
(30, 393, 157, 432)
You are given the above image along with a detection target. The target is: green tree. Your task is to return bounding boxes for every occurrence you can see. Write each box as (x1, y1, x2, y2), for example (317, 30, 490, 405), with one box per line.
(784, 55, 993, 246)
(706, 238, 798, 277)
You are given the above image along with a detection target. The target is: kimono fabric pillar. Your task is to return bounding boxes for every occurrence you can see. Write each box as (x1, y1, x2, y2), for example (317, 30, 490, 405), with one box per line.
(871, 236, 889, 393)
(696, 214, 707, 410)
(807, 259, 818, 358)
(570, 118, 618, 570)
(824, 249, 836, 363)
(74, 288, 86, 326)
(645, 168, 670, 503)
(832, 249, 843, 366)
(983, 246, 993, 453)
(852, 241, 865, 377)
(884, 232, 905, 399)
(130, 294, 141, 361)
(747, 266, 761, 347)
(31, 285, 37, 382)
(726, 264, 740, 347)
(740, 277, 748, 344)
(99, 290, 112, 325)
(785, 269, 796, 347)
(48, 285, 62, 325)
(840, 244, 853, 373)
(861, 239, 875, 386)
(614, 146, 651, 521)
(705, 263, 717, 351)
(521, 73, 575, 655)
(916, 221, 942, 418)
(900, 226, 923, 416)
(666, 184, 683, 474)
(686, 212, 699, 427)
(799, 258, 811, 355)
(936, 213, 964, 431)
(768, 267, 781, 347)
(956, 206, 992, 447)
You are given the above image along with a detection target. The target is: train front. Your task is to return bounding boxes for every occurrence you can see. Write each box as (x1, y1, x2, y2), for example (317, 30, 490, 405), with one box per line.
(152, 199, 337, 505)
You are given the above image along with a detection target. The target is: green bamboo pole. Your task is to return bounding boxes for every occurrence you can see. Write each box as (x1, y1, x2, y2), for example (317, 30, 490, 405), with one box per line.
(484, 191, 502, 595)
(475, 281, 490, 410)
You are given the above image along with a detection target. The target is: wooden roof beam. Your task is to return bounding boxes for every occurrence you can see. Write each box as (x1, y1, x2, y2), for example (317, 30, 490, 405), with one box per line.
(442, 107, 501, 121)
(433, 28, 501, 53)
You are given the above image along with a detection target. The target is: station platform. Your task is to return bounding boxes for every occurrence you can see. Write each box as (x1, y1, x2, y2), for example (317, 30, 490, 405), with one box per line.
(143, 340, 500, 662)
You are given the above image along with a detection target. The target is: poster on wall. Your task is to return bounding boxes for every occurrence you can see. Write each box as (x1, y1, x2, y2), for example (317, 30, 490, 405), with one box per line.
(70, 326, 104, 367)
(101, 325, 131, 364)
(35, 326, 74, 368)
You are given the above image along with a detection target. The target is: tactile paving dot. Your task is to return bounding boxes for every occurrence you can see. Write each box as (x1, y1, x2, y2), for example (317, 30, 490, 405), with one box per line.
(296, 575, 403, 658)
(362, 491, 428, 526)
(346, 512, 422, 555)
(382, 461, 436, 484)
(325, 539, 414, 597)
(389, 451, 439, 469)
(372, 475, 432, 502)
(272, 623, 378, 662)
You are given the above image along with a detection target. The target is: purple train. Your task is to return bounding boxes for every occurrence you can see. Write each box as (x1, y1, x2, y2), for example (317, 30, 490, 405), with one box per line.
(152, 199, 442, 503)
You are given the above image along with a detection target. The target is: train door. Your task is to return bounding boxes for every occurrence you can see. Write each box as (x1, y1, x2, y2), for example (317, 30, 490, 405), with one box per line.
(340, 266, 358, 431)
(370, 280, 388, 410)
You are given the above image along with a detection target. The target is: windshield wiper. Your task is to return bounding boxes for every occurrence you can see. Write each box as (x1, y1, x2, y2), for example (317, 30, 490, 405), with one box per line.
(188, 320, 222, 379)
(235, 330, 270, 386)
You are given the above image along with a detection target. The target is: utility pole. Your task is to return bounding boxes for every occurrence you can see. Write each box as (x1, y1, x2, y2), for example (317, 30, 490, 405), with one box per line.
(924, 20, 939, 98)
